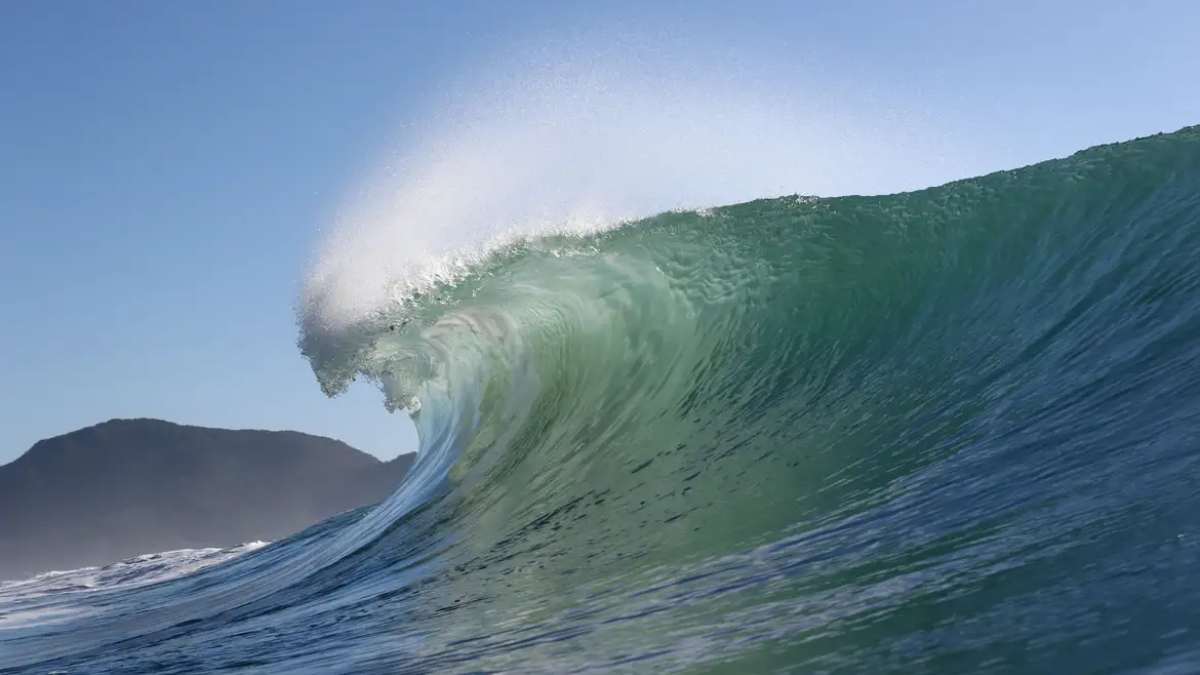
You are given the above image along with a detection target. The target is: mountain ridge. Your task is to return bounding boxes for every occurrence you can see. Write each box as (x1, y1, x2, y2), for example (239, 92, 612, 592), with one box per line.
(0, 418, 414, 581)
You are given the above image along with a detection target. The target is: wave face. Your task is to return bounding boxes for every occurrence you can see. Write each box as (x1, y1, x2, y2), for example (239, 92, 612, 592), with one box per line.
(5, 127, 1200, 673)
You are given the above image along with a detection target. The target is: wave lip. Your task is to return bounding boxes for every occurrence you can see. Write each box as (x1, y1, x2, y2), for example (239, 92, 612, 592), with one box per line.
(299, 58, 968, 338)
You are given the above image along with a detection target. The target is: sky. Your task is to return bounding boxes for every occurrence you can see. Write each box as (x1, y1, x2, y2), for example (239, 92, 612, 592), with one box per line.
(2, 1, 1198, 464)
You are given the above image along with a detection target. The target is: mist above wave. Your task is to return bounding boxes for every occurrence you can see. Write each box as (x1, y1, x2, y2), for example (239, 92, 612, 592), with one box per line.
(300, 48, 966, 336)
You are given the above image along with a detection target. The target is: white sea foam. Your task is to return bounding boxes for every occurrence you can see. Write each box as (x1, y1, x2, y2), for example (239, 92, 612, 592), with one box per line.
(0, 541, 271, 608)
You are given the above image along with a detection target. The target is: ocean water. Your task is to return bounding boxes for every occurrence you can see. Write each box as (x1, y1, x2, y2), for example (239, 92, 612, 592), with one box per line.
(3, 127, 1200, 673)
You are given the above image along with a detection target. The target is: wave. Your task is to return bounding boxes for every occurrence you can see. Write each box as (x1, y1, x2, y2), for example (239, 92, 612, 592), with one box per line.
(3, 127, 1200, 673)
(0, 543, 269, 630)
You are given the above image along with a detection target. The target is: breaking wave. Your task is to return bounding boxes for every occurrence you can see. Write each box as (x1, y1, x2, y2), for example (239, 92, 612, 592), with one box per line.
(3, 127, 1200, 674)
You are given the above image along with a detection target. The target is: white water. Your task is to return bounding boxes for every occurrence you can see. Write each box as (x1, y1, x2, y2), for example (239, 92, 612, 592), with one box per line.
(0, 540, 270, 626)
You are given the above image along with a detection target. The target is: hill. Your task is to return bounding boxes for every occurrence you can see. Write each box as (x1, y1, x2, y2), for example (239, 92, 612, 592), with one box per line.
(0, 418, 414, 581)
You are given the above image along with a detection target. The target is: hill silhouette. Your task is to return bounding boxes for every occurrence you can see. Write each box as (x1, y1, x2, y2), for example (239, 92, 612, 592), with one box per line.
(0, 418, 413, 581)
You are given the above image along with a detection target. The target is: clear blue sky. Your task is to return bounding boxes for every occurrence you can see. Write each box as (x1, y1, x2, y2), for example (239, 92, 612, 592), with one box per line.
(2, 1, 1197, 463)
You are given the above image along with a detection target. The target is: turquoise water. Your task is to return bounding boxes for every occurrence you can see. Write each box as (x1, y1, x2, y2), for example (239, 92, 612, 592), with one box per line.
(3, 127, 1200, 673)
